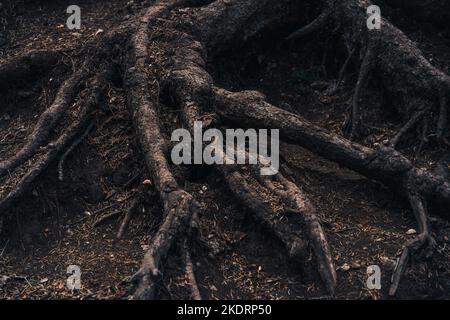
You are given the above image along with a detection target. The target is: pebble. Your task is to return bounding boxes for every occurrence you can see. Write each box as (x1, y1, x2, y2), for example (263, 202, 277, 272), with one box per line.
(340, 263, 351, 271)
(406, 229, 417, 235)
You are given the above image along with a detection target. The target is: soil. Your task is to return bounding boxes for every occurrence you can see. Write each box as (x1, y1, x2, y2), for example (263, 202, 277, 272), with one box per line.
(0, 0, 449, 300)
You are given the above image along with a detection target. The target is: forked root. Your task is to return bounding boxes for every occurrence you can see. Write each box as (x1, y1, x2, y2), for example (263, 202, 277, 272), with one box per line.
(220, 165, 337, 294)
(130, 190, 199, 299)
(0, 64, 89, 178)
(125, 0, 203, 299)
(213, 87, 450, 210)
(0, 69, 110, 215)
(389, 193, 436, 296)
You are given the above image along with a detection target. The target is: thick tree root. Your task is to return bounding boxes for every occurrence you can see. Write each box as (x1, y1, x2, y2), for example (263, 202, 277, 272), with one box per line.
(324, 0, 450, 127)
(213, 87, 449, 293)
(162, 2, 337, 293)
(2, 0, 450, 299)
(220, 164, 337, 294)
(214, 88, 450, 210)
(124, 0, 203, 300)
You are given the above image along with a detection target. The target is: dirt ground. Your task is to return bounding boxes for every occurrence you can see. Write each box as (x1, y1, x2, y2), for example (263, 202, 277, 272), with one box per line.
(0, 0, 449, 300)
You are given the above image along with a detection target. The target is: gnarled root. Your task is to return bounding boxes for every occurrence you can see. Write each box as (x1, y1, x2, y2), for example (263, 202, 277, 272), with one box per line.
(124, 0, 203, 299)
(389, 192, 437, 296)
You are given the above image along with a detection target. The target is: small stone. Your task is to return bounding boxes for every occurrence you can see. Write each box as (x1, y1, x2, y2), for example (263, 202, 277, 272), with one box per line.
(406, 229, 417, 235)
(142, 179, 152, 186)
(340, 263, 351, 271)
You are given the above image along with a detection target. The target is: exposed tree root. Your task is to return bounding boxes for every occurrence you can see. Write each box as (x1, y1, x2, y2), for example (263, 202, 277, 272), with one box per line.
(389, 192, 436, 296)
(162, 1, 337, 293)
(347, 37, 377, 138)
(285, 9, 331, 41)
(0, 70, 109, 215)
(327, 46, 355, 95)
(391, 108, 428, 148)
(58, 121, 94, 181)
(124, 0, 203, 300)
(184, 238, 202, 300)
(93, 210, 122, 228)
(214, 88, 450, 209)
(0, 65, 90, 179)
(323, 0, 450, 143)
(213, 87, 450, 291)
(2, 0, 450, 299)
(116, 194, 139, 241)
(220, 164, 337, 294)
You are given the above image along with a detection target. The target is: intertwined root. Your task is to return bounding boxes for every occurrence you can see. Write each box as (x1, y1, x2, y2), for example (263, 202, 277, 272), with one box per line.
(1, 0, 450, 298)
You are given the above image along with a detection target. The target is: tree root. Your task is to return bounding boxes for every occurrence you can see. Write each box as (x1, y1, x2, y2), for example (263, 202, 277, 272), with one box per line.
(389, 192, 436, 296)
(0, 65, 90, 179)
(391, 108, 428, 148)
(58, 121, 94, 181)
(184, 238, 202, 300)
(93, 210, 122, 228)
(213, 86, 450, 293)
(220, 165, 337, 294)
(285, 9, 331, 41)
(116, 197, 138, 241)
(124, 0, 203, 300)
(346, 37, 377, 138)
(162, 3, 337, 292)
(327, 46, 355, 95)
(213, 87, 450, 209)
(325, 0, 450, 121)
(437, 87, 448, 141)
(0, 70, 109, 215)
(2, 0, 450, 299)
